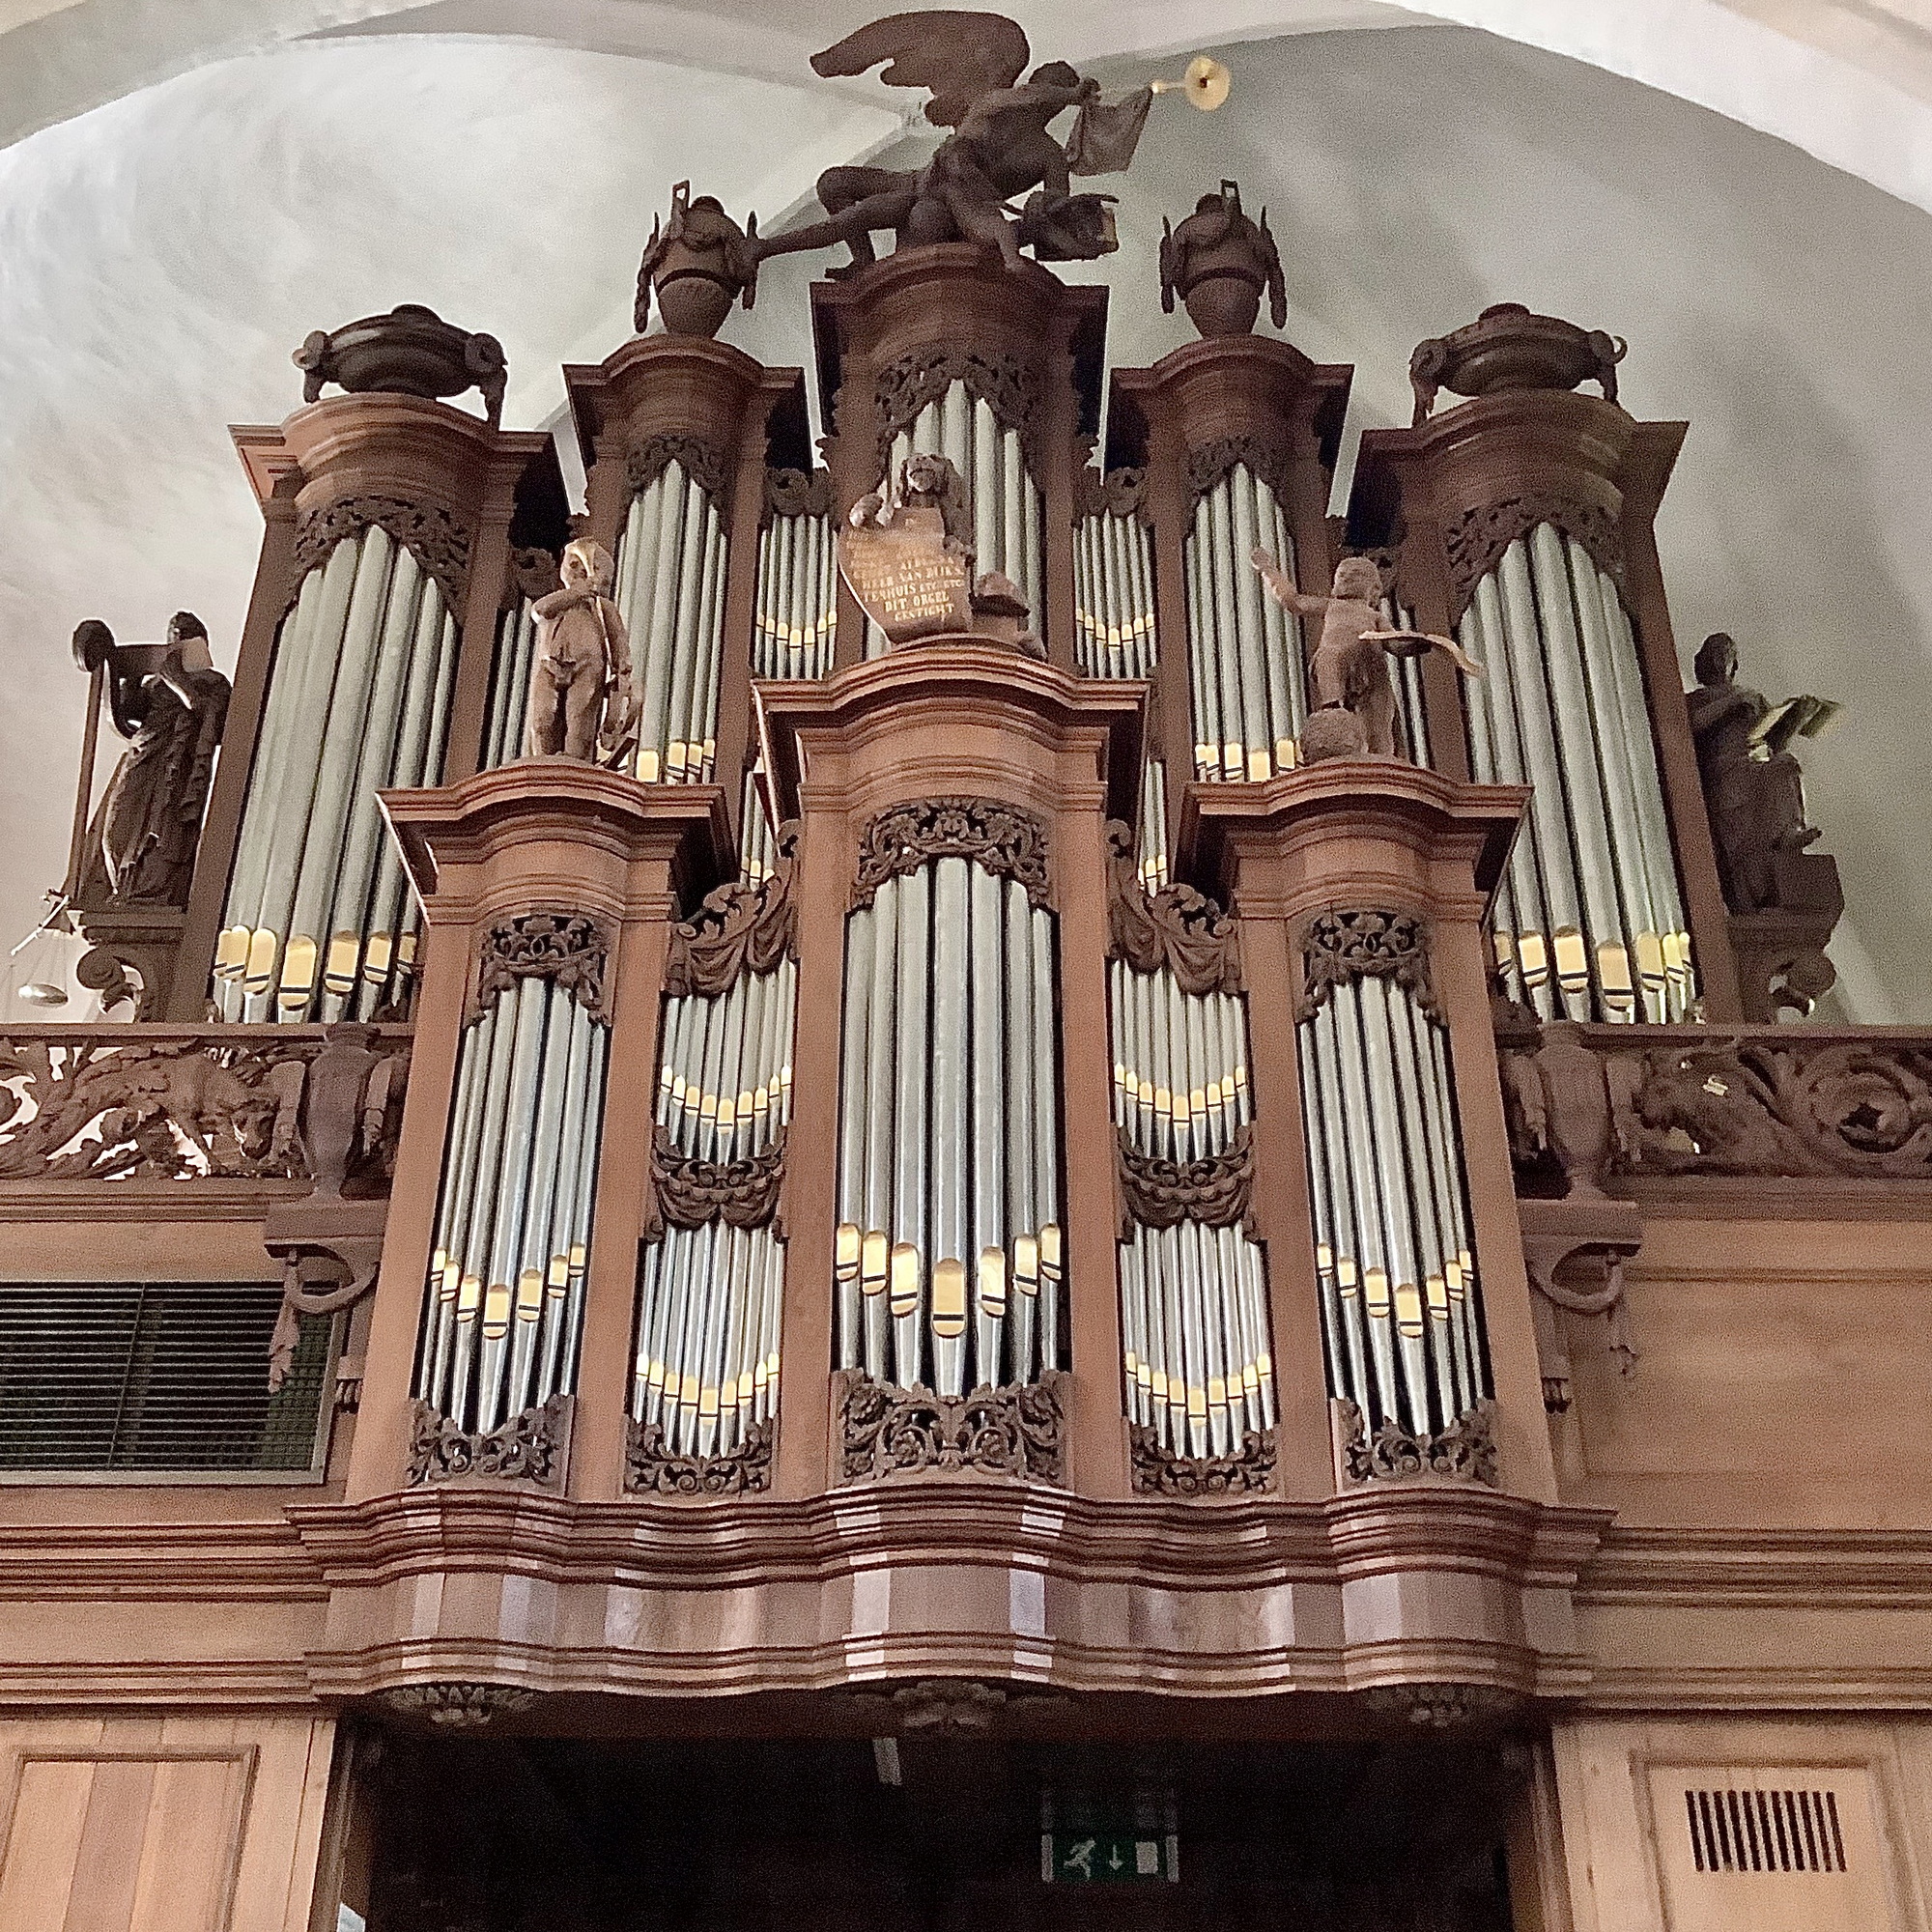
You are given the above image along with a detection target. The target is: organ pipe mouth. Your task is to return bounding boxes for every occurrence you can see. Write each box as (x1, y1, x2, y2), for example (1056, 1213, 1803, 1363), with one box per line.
(889, 1242, 921, 1319)
(931, 1259, 968, 1339)
(979, 1247, 1008, 1319)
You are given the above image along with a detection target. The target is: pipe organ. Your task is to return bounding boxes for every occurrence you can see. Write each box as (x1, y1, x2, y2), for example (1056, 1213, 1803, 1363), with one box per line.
(753, 471, 838, 679)
(834, 826, 1063, 1398)
(614, 452, 729, 783)
(1459, 527, 1692, 1021)
(215, 525, 458, 1022)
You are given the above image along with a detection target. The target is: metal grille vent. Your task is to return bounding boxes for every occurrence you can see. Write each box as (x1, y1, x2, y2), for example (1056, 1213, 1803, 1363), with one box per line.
(1685, 1787, 1847, 1874)
(0, 1284, 330, 1473)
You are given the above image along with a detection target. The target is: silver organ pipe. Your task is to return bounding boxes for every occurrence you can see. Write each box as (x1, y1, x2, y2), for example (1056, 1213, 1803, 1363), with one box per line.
(1108, 959, 1271, 1458)
(630, 802, 795, 1460)
(1458, 526, 1692, 1021)
(215, 525, 458, 1022)
(1138, 760, 1170, 891)
(1184, 463, 1303, 780)
(615, 459, 730, 781)
(1073, 488, 1156, 678)
(482, 594, 538, 770)
(753, 482, 837, 679)
(1294, 933, 1490, 1444)
(866, 384, 1042, 658)
(416, 963, 611, 1435)
(834, 852, 1062, 1394)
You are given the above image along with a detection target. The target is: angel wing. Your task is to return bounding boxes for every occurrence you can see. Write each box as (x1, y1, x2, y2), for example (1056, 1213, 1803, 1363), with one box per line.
(810, 11, 1030, 127)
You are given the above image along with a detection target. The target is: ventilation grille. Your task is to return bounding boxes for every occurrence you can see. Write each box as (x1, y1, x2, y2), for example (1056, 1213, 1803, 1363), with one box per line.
(0, 1284, 330, 1473)
(1685, 1788, 1847, 1874)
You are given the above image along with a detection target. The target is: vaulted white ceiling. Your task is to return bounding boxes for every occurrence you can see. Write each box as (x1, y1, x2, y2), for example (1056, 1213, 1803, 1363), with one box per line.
(1, 10, 1928, 1019)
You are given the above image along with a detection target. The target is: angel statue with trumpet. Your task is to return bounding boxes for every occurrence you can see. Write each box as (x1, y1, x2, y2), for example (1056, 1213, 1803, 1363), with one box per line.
(749, 11, 1230, 276)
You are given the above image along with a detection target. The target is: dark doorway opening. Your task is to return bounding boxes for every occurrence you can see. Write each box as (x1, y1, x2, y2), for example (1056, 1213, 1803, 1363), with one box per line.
(359, 1731, 1522, 1931)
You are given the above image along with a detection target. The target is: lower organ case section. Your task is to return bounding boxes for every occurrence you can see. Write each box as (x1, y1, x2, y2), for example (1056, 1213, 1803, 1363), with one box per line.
(836, 853, 1062, 1398)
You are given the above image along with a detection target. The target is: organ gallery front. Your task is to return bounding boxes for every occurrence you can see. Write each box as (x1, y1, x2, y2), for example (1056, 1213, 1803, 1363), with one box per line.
(2, 14, 1927, 1932)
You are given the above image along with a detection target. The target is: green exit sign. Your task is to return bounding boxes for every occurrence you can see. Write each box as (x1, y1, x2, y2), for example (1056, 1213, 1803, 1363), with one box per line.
(1041, 1831, 1179, 1883)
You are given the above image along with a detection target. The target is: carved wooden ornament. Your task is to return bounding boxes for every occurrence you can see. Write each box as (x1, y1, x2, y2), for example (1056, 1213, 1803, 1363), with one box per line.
(407, 1393, 571, 1488)
(1297, 908, 1439, 1022)
(471, 911, 614, 1026)
(1117, 1123, 1255, 1237)
(626, 1417, 772, 1496)
(290, 495, 472, 613)
(1333, 1396, 1497, 1488)
(1129, 1421, 1276, 1496)
(648, 1126, 785, 1234)
(852, 797, 1050, 909)
(1441, 495, 1626, 624)
(628, 431, 732, 505)
(874, 344, 1042, 487)
(836, 1368, 1066, 1484)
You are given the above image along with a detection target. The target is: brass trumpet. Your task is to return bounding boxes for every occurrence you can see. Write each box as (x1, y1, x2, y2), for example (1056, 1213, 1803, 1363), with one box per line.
(1151, 54, 1232, 111)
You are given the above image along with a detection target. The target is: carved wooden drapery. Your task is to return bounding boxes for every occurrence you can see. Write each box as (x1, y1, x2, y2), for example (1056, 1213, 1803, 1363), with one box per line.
(1297, 908, 1439, 1022)
(648, 1126, 784, 1234)
(1105, 822, 1242, 996)
(290, 495, 472, 612)
(470, 911, 614, 1026)
(852, 797, 1050, 910)
(761, 466, 833, 526)
(663, 823, 800, 999)
(1074, 465, 1150, 524)
(1117, 1124, 1255, 1238)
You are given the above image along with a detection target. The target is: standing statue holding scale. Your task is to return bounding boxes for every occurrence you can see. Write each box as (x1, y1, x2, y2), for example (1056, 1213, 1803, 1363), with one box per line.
(70, 611, 230, 910)
(1251, 550, 1481, 761)
(749, 13, 1228, 277)
(523, 539, 637, 765)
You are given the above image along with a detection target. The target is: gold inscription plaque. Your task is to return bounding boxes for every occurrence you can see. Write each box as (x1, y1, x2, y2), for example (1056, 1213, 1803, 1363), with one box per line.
(838, 508, 972, 644)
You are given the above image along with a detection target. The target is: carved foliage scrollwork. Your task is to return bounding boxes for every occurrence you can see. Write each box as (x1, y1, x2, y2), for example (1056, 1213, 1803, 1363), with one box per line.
(1605, 1032, 1932, 1180)
(472, 911, 613, 1025)
(874, 345, 1042, 486)
(291, 495, 472, 612)
(625, 1416, 772, 1495)
(376, 1683, 536, 1730)
(853, 798, 1049, 910)
(407, 1393, 570, 1488)
(1185, 434, 1293, 513)
(1335, 1396, 1498, 1488)
(836, 1369, 1066, 1485)
(627, 431, 732, 505)
(0, 1029, 407, 1185)
(1298, 908, 1439, 1022)
(1104, 821, 1241, 996)
(664, 822, 800, 999)
(1118, 1124, 1255, 1236)
(1441, 496, 1625, 623)
(650, 1125, 784, 1232)
(1129, 1422, 1276, 1496)
(763, 466, 833, 524)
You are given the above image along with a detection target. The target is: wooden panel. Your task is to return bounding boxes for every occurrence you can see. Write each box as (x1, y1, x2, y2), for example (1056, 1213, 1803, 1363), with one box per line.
(0, 1717, 332, 1932)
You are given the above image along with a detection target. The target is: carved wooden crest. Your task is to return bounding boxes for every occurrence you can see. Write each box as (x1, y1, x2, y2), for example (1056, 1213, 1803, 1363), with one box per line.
(627, 430, 732, 504)
(1117, 1123, 1255, 1236)
(1104, 820, 1241, 995)
(853, 797, 1050, 908)
(1297, 908, 1439, 1022)
(663, 822, 799, 998)
(471, 911, 614, 1024)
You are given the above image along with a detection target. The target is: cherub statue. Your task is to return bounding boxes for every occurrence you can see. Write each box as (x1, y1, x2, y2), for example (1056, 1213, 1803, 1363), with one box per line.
(751, 13, 1154, 275)
(523, 539, 636, 765)
(1251, 549, 1481, 759)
